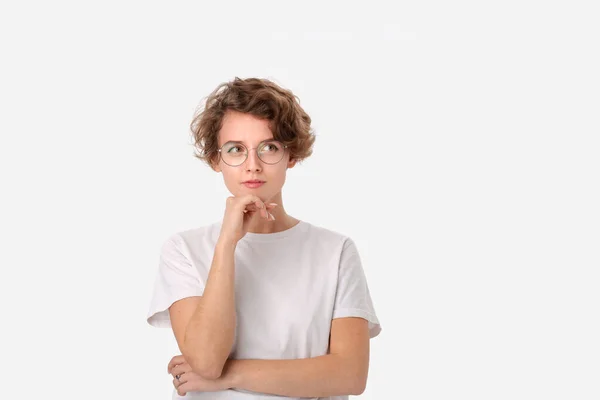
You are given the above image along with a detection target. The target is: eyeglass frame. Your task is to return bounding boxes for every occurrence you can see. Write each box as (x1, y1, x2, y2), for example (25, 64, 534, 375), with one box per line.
(217, 139, 289, 167)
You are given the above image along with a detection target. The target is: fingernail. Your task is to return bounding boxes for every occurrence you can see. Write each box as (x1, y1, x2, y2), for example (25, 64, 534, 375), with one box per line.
(269, 203, 278, 206)
(269, 212, 275, 220)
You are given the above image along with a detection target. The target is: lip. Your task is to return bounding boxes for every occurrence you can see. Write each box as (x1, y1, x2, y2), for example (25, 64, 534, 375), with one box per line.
(242, 180, 265, 189)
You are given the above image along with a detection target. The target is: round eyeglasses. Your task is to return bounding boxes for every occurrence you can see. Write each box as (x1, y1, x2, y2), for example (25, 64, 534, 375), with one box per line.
(217, 140, 288, 167)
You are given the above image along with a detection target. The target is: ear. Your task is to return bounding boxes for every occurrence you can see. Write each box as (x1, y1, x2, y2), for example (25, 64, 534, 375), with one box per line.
(211, 158, 222, 172)
(287, 157, 297, 169)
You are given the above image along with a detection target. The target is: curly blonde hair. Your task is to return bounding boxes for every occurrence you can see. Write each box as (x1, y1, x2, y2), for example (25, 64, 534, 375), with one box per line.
(190, 77, 316, 170)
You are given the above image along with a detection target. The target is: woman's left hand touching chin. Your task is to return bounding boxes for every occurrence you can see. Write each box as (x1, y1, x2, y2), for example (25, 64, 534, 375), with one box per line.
(168, 355, 235, 396)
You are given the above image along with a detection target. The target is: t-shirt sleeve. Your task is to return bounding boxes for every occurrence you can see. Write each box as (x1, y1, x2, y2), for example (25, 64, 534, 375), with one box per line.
(146, 234, 205, 328)
(332, 237, 382, 339)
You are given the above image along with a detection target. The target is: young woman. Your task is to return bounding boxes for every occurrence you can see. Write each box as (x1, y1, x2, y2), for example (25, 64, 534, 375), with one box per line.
(147, 77, 382, 399)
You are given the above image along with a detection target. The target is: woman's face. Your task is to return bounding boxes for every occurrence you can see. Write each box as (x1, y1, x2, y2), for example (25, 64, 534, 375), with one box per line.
(213, 110, 296, 201)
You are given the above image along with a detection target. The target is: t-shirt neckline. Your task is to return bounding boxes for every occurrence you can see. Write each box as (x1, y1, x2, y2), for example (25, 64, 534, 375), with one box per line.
(241, 219, 307, 242)
(214, 219, 307, 243)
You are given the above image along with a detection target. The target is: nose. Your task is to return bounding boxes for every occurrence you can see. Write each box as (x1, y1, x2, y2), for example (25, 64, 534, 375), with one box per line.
(244, 148, 263, 172)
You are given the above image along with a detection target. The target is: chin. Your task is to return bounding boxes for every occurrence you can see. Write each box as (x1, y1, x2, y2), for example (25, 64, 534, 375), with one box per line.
(237, 186, 265, 196)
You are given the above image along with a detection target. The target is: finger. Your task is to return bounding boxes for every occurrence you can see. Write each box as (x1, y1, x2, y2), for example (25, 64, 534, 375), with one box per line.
(171, 363, 192, 378)
(243, 204, 261, 212)
(243, 200, 277, 211)
(239, 194, 263, 207)
(266, 204, 277, 221)
(172, 377, 182, 390)
(244, 202, 269, 219)
(240, 201, 262, 214)
(177, 380, 190, 396)
(172, 373, 187, 389)
(252, 200, 268, 219)
(168, 359, 182, 374)
(168, 356, 187, 374)
(167, 355, 185, 373)
(244, 195, 268, 215)
(237, 195, 273, 219)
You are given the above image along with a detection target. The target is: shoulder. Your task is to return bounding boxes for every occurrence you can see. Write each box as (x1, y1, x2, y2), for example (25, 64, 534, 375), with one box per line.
(301, 221, 355, 251)
(161, 221, 221, 253)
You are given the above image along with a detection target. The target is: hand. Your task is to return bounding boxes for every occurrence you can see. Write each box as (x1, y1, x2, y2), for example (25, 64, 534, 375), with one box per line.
(219, 194, 278, 244)
(168, 355, 233, 396)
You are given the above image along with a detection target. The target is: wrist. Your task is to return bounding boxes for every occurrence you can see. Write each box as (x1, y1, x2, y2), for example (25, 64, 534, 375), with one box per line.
(216, 236, 238, 251)
(221, 359, 242, 389)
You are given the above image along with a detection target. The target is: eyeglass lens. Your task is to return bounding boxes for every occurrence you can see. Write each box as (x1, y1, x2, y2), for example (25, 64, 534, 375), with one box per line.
(221, 140, 285, 166)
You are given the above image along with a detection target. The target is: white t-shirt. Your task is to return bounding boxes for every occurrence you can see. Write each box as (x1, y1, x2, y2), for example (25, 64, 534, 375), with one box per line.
(147, 219, 382, 400)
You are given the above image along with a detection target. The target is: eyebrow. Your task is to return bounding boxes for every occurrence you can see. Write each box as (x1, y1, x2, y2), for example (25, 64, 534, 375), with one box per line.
(224, 138, 275, 144)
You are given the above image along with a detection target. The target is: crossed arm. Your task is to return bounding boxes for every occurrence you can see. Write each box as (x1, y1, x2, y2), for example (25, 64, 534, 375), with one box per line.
(169, 310, 371, 397)
(223, 317, 370, 397)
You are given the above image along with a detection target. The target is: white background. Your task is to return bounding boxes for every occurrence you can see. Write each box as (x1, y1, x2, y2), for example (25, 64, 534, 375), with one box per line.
(1, 1, 598, 399)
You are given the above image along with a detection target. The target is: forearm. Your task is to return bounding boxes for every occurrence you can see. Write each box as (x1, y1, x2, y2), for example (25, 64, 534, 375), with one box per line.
(184, 238, 237, 379)
(226, 354, 362, 398)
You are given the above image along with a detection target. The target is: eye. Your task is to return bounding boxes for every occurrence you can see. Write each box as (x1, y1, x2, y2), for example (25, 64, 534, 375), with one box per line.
(227, 145, 244, 153)
(261, 143, 279, 152)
